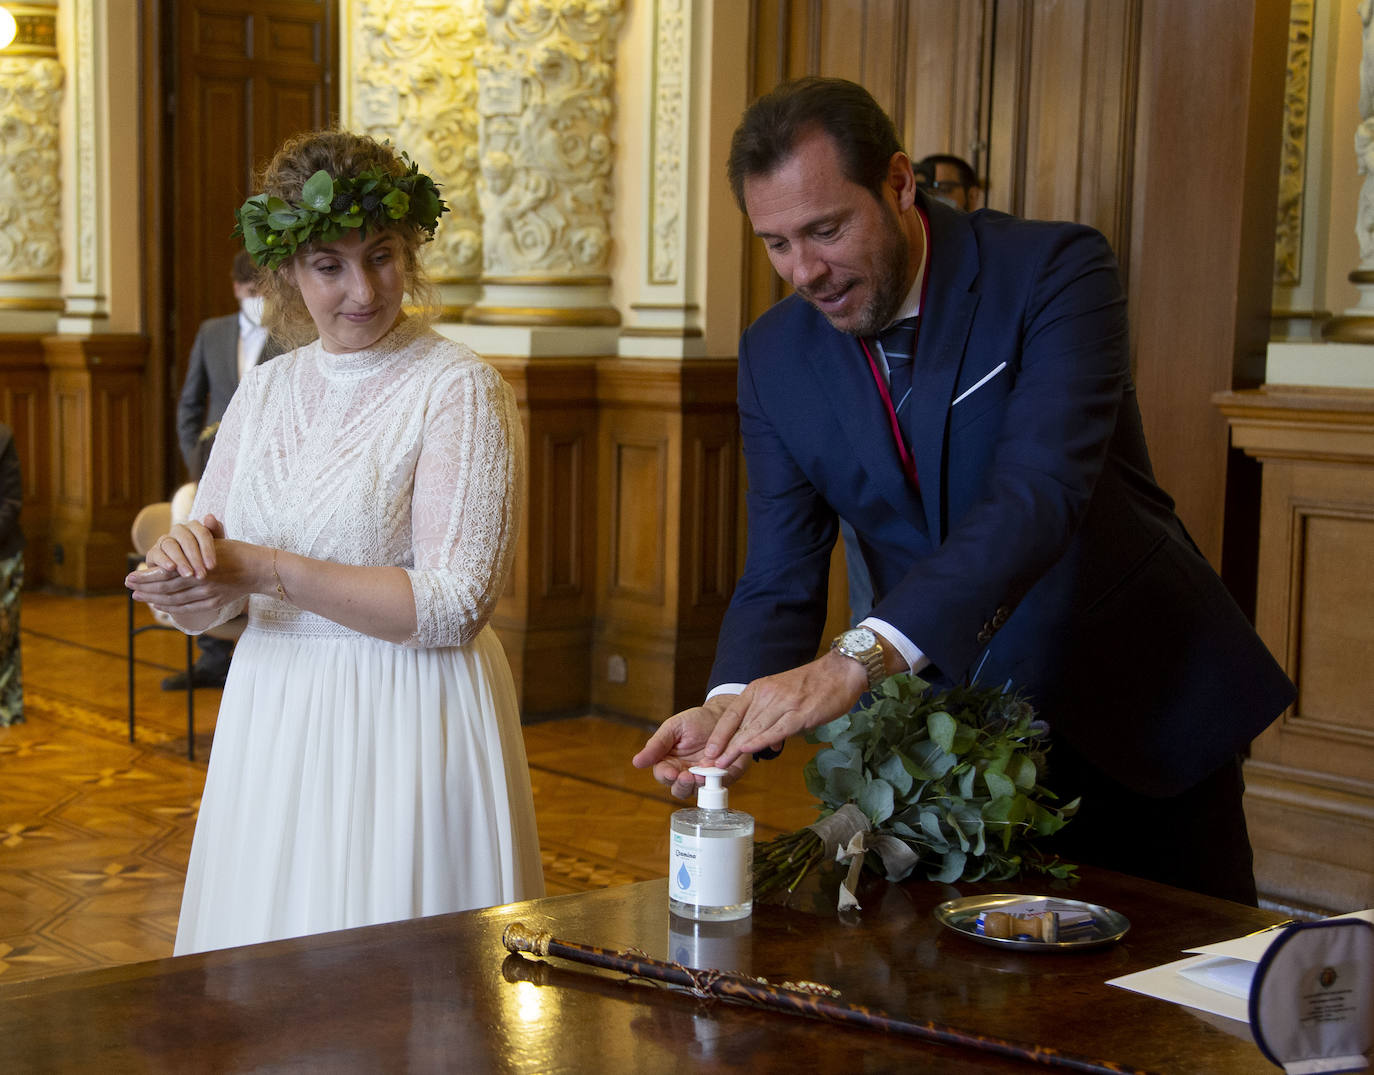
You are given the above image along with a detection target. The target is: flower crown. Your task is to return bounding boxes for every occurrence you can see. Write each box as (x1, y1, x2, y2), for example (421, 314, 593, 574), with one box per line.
(234, 154, 449, 270)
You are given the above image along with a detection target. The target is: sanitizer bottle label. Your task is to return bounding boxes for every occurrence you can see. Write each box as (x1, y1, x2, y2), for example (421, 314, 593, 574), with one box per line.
(670, 831, 749, 907)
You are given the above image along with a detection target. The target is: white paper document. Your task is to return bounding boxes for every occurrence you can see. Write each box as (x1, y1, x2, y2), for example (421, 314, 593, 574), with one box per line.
(1106, 909, 1374, 1024)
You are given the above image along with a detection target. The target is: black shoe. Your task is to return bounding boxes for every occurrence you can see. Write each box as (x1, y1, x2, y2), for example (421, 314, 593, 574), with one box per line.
(161, 665, 228, 691)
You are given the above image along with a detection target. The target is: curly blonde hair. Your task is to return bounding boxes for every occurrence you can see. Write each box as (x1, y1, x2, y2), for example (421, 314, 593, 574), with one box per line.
(250, 129, 442, 349)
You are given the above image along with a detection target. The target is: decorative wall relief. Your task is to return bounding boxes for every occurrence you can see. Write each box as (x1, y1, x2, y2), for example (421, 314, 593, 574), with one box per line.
(0, 3, 62, 326)
(1358, 0, 1374, 266)
(71, 0, 96, 295)
(650, 0, 685, 286)
(1352, 0, 1374, 266)
(349, 0, 485, 287)
(1325, 0, 1374, 340)
(0, 56, 62, 281)
(1274, 1, 1312, 287)
(476, 0, 624, 280)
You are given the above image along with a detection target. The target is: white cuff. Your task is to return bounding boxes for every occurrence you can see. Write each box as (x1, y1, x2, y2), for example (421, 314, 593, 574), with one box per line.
(859, 616, 930, 675)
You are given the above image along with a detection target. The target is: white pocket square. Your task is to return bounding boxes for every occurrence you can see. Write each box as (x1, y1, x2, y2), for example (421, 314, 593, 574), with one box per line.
(952, 362, 1008, 406)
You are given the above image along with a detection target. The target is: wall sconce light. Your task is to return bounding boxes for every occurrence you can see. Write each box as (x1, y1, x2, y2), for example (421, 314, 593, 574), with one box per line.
(0, 7, 17, 51)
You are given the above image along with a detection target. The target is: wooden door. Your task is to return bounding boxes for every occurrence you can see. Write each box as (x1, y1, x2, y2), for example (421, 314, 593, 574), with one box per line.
(162, 0, 337, 486)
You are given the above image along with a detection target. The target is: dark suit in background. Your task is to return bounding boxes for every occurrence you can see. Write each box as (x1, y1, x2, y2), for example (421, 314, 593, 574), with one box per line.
(176, 313, 283, 478)
(166, 303, 281, 689)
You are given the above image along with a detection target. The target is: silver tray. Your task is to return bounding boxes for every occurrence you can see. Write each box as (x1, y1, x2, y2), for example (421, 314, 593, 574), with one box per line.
(934, 893, 1130, 952)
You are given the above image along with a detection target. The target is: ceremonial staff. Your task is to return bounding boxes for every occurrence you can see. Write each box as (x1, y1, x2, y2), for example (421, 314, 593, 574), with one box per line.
(502, 922, 1160, 1075)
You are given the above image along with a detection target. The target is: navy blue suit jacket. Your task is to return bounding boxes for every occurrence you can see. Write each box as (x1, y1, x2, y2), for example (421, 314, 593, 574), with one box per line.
(710, 195, 1294, 797)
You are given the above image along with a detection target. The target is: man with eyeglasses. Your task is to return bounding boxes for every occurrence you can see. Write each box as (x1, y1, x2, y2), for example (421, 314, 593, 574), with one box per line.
(913, 153, 982, 211)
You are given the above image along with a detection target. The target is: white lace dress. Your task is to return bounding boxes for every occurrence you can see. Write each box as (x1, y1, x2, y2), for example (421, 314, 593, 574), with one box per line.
(171, 316, 543, 956)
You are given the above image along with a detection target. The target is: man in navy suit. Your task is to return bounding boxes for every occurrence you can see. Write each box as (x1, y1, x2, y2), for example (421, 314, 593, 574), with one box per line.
(163, 252, 281, 690)
(634, 77, 1294, 902)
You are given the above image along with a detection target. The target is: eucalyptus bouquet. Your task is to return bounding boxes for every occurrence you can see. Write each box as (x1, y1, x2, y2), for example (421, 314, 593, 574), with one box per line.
(754, 674, 1078, 903)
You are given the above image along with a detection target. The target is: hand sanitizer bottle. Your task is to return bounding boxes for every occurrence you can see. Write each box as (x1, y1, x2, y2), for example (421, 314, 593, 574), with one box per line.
(668, 766, 753, 921)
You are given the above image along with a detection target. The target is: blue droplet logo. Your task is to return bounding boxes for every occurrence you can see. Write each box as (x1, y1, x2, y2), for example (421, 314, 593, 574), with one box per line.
(676, 862, 693, 891)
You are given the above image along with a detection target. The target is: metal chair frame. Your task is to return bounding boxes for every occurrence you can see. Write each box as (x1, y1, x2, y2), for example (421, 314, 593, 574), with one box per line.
(126, 549, 199, 760)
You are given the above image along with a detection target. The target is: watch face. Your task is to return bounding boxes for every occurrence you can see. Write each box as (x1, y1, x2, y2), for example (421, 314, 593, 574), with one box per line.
(842, 627, 877, 651)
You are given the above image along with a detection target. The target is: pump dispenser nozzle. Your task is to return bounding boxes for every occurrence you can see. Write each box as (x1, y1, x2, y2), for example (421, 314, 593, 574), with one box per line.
(689, 766, 729, 809)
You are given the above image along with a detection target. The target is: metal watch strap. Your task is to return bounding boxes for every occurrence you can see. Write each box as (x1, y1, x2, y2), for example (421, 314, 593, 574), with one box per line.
(833, 635, 886, 691)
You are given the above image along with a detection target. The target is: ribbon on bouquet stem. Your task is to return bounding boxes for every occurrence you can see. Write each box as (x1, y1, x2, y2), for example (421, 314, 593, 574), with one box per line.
(809, 803, 919, 910)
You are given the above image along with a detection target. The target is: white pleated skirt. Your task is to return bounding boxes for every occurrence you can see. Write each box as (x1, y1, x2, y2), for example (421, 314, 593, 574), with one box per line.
(174, 620, 543, 956)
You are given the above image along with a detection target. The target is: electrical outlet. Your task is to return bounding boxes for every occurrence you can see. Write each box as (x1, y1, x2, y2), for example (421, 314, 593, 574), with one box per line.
(607, 654, 628, 684)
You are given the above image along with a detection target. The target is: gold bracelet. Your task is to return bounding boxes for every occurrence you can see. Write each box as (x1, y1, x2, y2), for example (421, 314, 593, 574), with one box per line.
(272, 548, 289, 603)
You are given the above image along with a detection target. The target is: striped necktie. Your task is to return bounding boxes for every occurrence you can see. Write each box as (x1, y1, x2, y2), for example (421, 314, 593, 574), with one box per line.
(879, 315, 920, 421)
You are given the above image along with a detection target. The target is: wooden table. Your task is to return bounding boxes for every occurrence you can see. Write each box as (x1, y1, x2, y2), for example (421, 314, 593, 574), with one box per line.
(0, 867, 1284, 1073)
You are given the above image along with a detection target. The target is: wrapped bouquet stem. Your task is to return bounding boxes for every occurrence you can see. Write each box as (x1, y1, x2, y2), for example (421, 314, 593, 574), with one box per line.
(754, 675, 1078, 906)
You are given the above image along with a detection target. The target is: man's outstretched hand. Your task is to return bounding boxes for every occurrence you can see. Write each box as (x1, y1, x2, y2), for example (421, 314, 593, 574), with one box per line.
(632, 649, 873, 797)
(631, 695, 749, 799)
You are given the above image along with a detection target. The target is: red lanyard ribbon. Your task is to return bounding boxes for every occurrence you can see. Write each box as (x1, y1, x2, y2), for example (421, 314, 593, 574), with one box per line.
(860, 207, 931, 491)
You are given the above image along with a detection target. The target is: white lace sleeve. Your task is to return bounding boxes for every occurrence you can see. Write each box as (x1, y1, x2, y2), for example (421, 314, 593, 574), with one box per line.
(167, 366, 262, 633)
(403, 360, 524, 648)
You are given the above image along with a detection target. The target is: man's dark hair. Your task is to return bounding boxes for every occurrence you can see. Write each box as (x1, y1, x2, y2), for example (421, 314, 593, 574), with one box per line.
(912, 153, 978, 191)
(231, 249, 257, 285)
(726, 77, 904, 210)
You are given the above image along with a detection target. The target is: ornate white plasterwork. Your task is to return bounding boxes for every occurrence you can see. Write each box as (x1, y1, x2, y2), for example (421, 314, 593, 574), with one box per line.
(348, 0, 484, 284)
(650, 0, 685, 285)
(477, 0, 625, 278)
(0, 57, 63, 279)
(1275, 1, 1312, 287)
(1358, 0, 1374, 266)
(73, 0, 97, 290)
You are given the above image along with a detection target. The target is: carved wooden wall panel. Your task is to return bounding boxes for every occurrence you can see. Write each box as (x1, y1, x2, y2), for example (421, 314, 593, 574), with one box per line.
(684, 434, 735, 609)
(1292, 510, 1374, 744)
(595, 370, 678, 718)
(1220, 386, 1374, 914)
(673, 402, 743, 703)
(542, 433, 587, 596)
(589, 360, 738, 718)
(43, 336, 149, 591)
(609, 437, 669, 601)
(989, 0, 1139, 255)
(902, 3, 987, 171)
(488, 358, 599, 716)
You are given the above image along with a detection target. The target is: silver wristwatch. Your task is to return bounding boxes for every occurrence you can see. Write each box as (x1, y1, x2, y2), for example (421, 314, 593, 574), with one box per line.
(831, 626, 887, 691)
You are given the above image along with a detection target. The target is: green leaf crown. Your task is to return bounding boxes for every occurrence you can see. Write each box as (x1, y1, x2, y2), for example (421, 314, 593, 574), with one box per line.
(233, 154, 449, 270)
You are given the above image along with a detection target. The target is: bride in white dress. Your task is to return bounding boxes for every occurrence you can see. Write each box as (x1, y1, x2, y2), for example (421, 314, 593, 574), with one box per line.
(127, 131, 543, 955)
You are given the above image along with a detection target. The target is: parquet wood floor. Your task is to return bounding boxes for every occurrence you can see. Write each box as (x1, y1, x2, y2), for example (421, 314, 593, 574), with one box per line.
(1, 592, 822, 986)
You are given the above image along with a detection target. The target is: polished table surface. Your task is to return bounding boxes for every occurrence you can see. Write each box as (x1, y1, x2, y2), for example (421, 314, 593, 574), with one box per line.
(0, 867, 1285, 1073)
